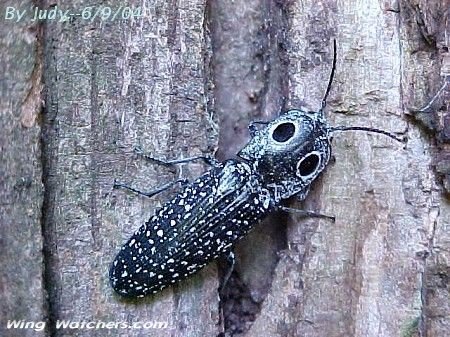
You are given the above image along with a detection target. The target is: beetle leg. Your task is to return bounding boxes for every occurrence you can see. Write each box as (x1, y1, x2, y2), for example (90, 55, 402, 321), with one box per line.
(113, 178, 189, 198)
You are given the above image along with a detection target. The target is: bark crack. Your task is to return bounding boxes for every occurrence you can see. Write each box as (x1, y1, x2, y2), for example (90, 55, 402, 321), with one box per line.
(89, 46, 101, 251)
(37, 3, 59, 335)
(41, 67, 58, 337)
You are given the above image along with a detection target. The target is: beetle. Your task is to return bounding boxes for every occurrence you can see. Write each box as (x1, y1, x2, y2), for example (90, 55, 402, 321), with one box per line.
(109, 41, 403, 297)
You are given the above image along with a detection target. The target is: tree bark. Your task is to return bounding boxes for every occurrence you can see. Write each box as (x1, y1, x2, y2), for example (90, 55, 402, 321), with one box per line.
(1, 0, 449, 337)
(0, 1, 45, 337)
(41, 1, 218, 337)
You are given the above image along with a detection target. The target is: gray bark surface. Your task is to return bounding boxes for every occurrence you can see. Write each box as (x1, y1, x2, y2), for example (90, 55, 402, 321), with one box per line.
(41, 1, 217, 337)
(1, 0, 448, 337)
(0, 1, 45, 337)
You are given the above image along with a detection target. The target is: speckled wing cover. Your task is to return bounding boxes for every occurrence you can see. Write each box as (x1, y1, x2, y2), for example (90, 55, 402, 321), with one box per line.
(110, 159, 274, 297)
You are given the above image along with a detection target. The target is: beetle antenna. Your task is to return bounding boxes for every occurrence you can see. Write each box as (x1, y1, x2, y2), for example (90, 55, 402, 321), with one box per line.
(319, 39, 337, 114)
(330, 125, 405, 143)
(409, 76, 449, 113)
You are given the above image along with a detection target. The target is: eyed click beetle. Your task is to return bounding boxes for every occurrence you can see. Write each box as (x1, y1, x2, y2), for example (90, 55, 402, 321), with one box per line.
(109, 41, 404, 297)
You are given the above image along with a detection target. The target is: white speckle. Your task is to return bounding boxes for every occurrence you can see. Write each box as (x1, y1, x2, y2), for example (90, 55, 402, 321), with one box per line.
(146, 231, 151, 237)
(128, 239, 136, 247)
(173, 273, 179, 278)
(185, 204, 192, 211)
(167, 258, 175, 263)
(136, 267, 142, 273)
(157, 275, 163, 279)
(187, 265, 197, 271)
(121, 271, 128, 277)
(170, 219, 176, 226)
(226, 231, 233, 236)
(149, 272, 156, 277)
(149, 239, 154, 244)
(151, 247, 156, 255)
(157, 230, 164, 237)
(178, 199, 185, 206)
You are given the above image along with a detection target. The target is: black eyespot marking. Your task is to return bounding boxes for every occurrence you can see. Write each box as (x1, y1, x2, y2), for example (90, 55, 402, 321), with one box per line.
(297, 153, 320, 177)
(272, 122, 295, 143)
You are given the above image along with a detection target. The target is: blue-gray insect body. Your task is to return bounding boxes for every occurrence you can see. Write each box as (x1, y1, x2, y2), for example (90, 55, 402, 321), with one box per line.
(110, 110, 332, 297)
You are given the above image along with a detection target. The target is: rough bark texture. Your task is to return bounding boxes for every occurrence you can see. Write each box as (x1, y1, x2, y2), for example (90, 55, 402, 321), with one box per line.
(41, 0, 218, 337)
(245, 1, 448, 336)
(1, 0, 449, 337)
(0, 1, 45, 337)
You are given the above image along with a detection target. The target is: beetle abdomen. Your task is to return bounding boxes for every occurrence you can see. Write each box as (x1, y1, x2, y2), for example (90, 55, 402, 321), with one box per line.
(110, 160, 274, 297)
